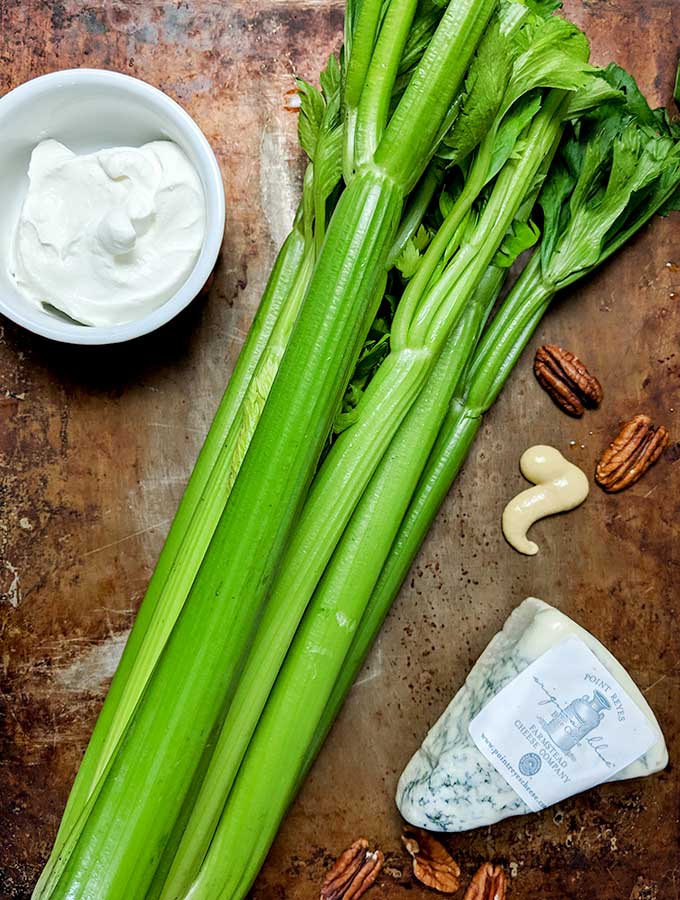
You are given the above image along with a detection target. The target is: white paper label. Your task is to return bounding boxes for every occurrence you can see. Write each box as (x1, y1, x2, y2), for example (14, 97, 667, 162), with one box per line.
(468, 636, 657, 812)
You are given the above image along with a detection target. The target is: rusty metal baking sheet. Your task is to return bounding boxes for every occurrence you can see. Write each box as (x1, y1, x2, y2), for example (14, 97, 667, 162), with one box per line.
(0, 2, 678, 898)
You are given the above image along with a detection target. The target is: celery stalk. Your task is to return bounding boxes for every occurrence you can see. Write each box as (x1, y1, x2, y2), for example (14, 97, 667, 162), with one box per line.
(353, 0, 419, 168)
(36, 218, 310, 870)
(43, 171, 403, 900)
(314, 255, 551, 741)
(342, 0, 384, 181)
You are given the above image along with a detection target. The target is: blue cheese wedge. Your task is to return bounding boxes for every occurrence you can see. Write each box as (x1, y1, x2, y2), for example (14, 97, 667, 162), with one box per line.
(396, 597, 668, 832)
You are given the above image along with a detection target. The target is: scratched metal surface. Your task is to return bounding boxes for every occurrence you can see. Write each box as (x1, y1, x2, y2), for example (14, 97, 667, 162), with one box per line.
(0, 2, 678, 898)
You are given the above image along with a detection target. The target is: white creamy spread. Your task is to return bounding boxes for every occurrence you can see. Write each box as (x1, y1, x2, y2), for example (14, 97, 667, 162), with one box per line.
(9, 139, 206, 326)
(397, 598, 667, 832)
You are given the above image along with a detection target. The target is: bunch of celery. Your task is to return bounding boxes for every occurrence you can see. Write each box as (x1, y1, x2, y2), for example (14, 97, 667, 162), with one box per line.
(167, 66, 680, 900)
(149, 10, 599, 891)
(35, 1, 680, 898)
(36, 0, 498, 896)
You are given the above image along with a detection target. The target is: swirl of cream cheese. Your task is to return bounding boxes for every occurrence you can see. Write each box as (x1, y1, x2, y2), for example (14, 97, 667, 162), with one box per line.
(9, 139, 206, 327)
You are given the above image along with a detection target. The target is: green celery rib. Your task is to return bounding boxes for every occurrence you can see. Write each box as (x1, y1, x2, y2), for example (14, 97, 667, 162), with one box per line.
(353, 0, 419, 169)
(375, 0, 496, 193)
(175, 268, 507, 900)
(344, 0, 385, 108)
(464, 252, 550, 410)
(313, 254, 552, 749)
(343, 0, 386, 180)
(35, 219, 310, 876)
(386, 159, 443, 268)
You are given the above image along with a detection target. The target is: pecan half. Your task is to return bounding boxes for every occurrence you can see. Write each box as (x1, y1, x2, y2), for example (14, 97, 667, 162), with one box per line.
(320, 838, 384, 900)
(534, 345, 603, 417)
(595, 414, 669, 492)
(463, 863, 507, 900)
(402, 829, 461, 893)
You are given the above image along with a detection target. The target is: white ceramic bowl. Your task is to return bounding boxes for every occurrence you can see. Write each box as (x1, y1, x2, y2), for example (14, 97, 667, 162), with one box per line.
(0, 68, 225, 344)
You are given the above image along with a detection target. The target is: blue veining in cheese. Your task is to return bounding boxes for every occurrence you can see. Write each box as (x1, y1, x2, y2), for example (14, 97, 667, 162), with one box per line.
(396, 598, 668, 832)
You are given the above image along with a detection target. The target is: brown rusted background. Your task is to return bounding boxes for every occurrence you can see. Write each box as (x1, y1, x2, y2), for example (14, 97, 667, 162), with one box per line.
(0, 2, 678, 898)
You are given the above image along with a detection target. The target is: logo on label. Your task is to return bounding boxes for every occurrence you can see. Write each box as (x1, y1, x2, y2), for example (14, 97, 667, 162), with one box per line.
(518, 752, 542, 776)
(541, 689, 612, 754)
(467, 636, 658, 813)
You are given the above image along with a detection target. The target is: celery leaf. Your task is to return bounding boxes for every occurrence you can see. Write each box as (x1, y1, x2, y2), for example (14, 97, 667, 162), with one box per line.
(492, 219, 541, 267)
(503, 16, 592, 114)
(538, 161, 575, 269)
(525, 0, 562, 16)
(320, 54, 341, 103)
(395, 239, 422, 280)
(438, 20, 512, 166)
(487, 93, 542, 182)
(566, 77, 624, 119)
(539, 94, 680, 289)
(296, 79, 325, 160)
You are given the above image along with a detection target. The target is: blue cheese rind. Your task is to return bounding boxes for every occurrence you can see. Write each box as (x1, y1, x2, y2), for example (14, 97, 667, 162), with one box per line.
(396, 598, 668, 832)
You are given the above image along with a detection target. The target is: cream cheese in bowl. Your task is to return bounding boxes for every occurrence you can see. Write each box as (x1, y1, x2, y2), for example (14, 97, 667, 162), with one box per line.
(9, 138, 206, 327)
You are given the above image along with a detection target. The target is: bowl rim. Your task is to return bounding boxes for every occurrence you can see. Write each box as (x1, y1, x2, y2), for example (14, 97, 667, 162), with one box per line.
(0, 67, 225, 345)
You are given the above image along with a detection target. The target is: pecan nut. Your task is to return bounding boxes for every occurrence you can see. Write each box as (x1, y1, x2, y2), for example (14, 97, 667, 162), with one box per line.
(595, 414, 669, 492)
(534, 345, 603, 417)
(320, 838, 384, 900)
(463, 863, 507, 900)
(402, 828, 461, 893)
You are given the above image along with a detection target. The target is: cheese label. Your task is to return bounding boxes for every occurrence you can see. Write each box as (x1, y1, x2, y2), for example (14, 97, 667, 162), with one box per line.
(468, 636, 658, 812)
